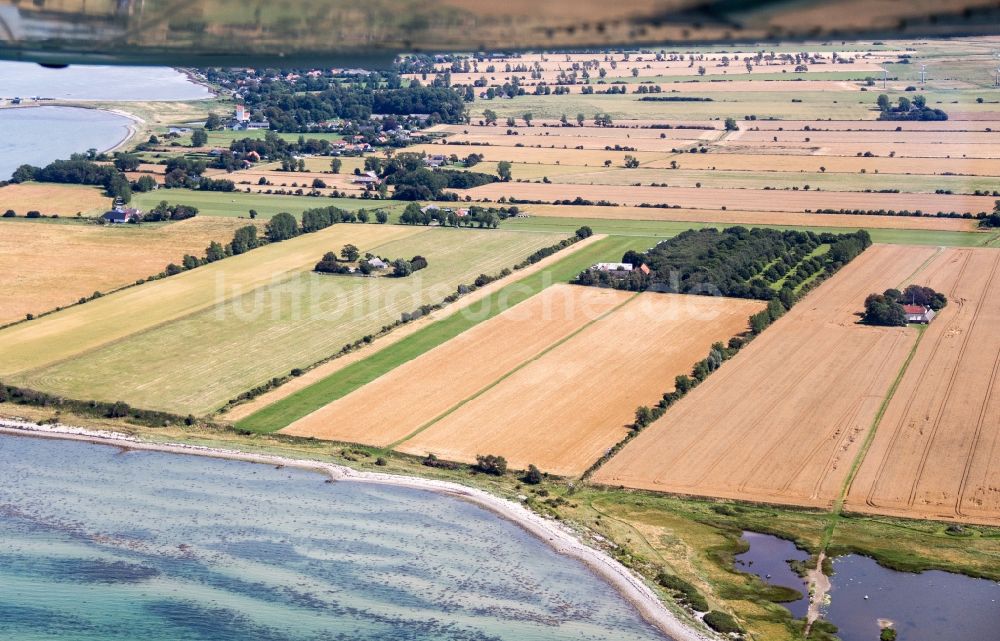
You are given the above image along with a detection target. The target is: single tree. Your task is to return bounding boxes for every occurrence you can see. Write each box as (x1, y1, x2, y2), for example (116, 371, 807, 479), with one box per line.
(341, 243, 360, 262)
(191, 128, 208, 147)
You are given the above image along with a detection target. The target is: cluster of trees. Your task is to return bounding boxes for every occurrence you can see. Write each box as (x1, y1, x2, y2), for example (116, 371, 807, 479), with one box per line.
(863, 285, 947, 326)
(876, 94, 948, 121)
(398, 202, 519, 228)
(375, 152, 498, 200)
(142, 201, 198, 222)
(10, 158, 133, 202)
(580, 227, 871, 301)
(301, 205, 382, 231)
(244, 84, 465, 130)
(315, 244, 426, 278)
(979, 200, 1000, 228)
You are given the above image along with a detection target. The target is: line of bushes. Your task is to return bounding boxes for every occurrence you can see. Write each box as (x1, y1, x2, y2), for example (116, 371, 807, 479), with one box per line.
(811, 207, 989, 219)
(0, 382, 193, 427)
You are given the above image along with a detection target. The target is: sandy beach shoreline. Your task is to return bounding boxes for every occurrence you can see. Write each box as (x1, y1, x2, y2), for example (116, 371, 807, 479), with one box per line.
(0, 419, 713, 641)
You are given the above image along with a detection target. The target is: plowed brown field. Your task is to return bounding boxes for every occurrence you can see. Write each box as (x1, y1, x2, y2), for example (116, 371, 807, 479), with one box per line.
(282, 284, 630, 445)
(848, 247, 1000, 526)
(397, 292, 763, 476)
(458, 182, 995, 214)
(592, 245, 937, 508)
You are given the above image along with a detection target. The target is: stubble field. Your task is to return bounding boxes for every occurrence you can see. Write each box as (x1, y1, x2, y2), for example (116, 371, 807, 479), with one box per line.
(395, 291, 763, 476)
(0, 183, 109, 216)
(848, 247, 1000, 526)
(457, 182, 995, 215)
(592, 244, 936, 507)
(281, 284, 631, 446)
(0, 217, 264, 326)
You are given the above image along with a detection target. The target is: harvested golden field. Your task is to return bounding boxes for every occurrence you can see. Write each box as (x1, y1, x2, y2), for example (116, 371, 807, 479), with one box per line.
(409, 143, 670, 167)
(644, 153, 1000, 176)
(0, 217, 262, 326)
(737, 119, 1000, 131)
(848, 247, 1000, 526)
(593, 244, 937, 508)
(718, 139, 1000, 159)
(398, 292, 764, 476)
(0, 183, 110, 216)
(733, 129, 1000, 145)
(442, 133, 704, 152)
(522, 204, 978, 232)
(282, 284, 629, 445)
(459, 182, 996, 214)
(430, 123, 717, 142)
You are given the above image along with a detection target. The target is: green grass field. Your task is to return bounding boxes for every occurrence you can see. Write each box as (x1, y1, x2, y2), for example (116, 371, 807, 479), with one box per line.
(132, 189, 401, 219)
(11, 228, 561, 416)
(236, 234, 657, 433)
(471, 91, 879, 120)
(501, 215, 997, 247)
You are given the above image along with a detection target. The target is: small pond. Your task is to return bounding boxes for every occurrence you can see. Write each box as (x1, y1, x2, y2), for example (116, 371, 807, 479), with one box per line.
(734, 531, 1000, 641)
(734, 531, 811, 619)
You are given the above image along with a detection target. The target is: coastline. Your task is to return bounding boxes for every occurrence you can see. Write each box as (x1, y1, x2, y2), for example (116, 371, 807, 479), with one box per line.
(0, 102, 142, 154)
(0, 418, 714, 641)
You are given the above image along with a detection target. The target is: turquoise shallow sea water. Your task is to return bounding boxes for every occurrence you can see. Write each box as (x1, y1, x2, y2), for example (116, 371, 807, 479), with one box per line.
(0, 435, 667, 641)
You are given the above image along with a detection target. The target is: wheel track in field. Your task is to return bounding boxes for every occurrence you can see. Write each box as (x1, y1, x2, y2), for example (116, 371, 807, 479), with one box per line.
(955, 337, 1000, 518)
(863, 249, 972, 509)
(904, 251, 999, 509)
(736, 345, 870, 498)
(800, 330, 909, 501)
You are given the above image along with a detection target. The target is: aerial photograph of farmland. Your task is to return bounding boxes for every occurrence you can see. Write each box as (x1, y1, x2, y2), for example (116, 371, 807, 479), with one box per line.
(1, 1, 999, 640)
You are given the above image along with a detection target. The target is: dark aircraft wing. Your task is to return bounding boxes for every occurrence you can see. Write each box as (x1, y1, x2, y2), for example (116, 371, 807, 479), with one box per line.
(0, 0, 998, 66)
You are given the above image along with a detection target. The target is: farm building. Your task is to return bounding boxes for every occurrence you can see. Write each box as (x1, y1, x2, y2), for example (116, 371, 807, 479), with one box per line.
(593, 262, 634, 274)
(352, 171, 382, 188)
(101, 206, 141, 224)
(367, 257, 388, 269)
(903, 304, 936, 323)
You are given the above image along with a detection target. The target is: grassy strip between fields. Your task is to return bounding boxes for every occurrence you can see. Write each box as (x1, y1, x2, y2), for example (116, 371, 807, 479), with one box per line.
(822, 323, 928, 549)
(235, 235, 652, 433)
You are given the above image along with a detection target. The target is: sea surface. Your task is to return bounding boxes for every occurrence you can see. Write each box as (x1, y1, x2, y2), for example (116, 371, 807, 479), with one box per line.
(0, 106, 134, 179)
(0, 61, 211, 101)
(0, 435, 667, 641)
(0, 62, 209, 179)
